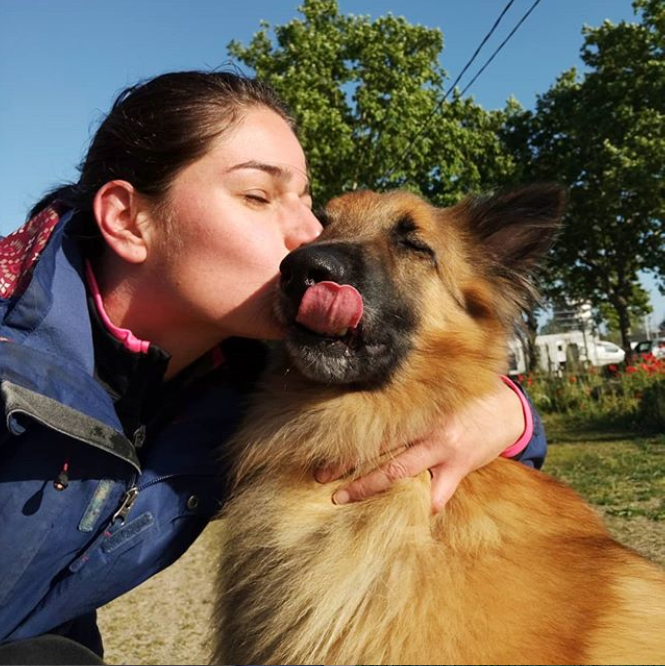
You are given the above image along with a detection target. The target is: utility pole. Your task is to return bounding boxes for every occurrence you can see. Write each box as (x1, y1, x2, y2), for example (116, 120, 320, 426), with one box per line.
(644, 313, 652, 340)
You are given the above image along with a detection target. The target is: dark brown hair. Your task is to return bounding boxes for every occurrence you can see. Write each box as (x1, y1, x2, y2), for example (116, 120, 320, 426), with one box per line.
(30, 70, 294, 218)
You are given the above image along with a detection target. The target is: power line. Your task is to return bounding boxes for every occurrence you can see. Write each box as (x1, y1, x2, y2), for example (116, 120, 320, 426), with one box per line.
(459, 0, 543, 97)
(384, 0, 543, 182)
(384, 0, 515, 179)
(444, 0, 517, 102)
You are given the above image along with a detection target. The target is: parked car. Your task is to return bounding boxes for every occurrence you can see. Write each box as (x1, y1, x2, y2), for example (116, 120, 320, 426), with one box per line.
(633, 338, 665, 359)
(593, 340, 626, 366)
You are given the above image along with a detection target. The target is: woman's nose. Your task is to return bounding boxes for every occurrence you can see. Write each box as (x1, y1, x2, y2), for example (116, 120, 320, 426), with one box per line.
(285, 206, 323, 251)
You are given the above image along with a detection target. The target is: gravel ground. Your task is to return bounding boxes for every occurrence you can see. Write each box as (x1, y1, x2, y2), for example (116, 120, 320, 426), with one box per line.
(98, 520, 224, 666)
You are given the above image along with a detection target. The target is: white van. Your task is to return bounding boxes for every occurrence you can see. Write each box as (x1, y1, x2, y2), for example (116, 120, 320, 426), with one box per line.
(508, 332, 625, 375)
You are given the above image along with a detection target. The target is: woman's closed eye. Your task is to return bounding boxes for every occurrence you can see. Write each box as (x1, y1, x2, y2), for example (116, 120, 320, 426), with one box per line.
(244, 191, 270, 205)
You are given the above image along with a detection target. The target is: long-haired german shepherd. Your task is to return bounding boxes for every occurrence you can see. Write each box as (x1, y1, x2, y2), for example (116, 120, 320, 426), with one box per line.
(212, 185, 665, 665)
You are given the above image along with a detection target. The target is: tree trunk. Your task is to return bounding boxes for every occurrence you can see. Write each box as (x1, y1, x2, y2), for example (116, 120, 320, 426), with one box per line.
(614, 295, 634, 363)
(525, 309, 539, 372)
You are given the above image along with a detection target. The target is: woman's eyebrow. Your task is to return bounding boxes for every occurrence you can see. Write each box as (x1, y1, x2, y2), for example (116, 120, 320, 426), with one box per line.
(227, 160, 311, 195)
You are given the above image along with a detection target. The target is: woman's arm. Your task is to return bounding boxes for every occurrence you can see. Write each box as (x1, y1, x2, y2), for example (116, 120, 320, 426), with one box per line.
(321, 376, 547, 512)
(500, 375, 547, 469)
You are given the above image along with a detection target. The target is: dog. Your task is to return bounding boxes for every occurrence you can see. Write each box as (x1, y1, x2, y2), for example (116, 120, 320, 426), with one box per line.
(211, 185, 665, 665)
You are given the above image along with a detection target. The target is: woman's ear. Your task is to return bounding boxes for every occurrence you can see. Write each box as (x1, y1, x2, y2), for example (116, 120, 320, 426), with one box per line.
(93, 180, 150, 264)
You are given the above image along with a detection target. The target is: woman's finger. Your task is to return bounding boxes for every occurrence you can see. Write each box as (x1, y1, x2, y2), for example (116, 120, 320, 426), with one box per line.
(429, 463, 466, 513)
(332, 444, 436, 505)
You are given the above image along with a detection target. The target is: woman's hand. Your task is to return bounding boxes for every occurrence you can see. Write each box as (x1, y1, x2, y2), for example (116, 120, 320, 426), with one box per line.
(320, 378, 527, 512)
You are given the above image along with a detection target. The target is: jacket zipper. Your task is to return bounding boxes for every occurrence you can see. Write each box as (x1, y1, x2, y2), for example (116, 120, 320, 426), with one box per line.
(111, 474, 182, 525)
(70, 472, 201, 573)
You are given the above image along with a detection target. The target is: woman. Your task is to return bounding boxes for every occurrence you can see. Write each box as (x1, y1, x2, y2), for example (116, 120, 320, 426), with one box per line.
(0, 71, 545, 662)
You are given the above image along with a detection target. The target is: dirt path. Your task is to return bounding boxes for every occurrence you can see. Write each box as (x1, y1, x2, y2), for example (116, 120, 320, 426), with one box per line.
(98, 521, 224, 666)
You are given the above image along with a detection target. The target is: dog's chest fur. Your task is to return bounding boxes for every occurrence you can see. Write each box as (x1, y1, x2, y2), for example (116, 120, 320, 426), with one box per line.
(213, 377, 665, 666)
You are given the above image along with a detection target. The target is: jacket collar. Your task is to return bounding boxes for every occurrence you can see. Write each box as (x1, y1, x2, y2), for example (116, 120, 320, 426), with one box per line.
(0, 207, 96, 376)
(0, 207, 139, 468)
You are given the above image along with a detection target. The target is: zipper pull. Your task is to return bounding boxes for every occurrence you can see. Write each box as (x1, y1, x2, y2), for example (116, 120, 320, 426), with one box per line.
(112, 486, 139, 524)
(133, 425, 147, 450)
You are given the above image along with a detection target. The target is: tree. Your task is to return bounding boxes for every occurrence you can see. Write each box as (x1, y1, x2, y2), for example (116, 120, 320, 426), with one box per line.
(504, 0, 665, 354)
(598, 284, 652, 338)
(228, 0, 514, 207)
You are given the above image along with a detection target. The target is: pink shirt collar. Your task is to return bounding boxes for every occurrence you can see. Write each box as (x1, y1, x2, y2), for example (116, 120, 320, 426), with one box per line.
(85, 260, 151, 354)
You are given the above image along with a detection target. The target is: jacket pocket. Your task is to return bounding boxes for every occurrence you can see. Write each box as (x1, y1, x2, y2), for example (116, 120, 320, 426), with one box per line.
(68, 512, 156, 577)
(102, 513, 154, 553)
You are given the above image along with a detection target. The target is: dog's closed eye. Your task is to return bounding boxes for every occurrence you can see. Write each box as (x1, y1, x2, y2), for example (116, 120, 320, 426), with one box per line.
(392, 215, 437, 263)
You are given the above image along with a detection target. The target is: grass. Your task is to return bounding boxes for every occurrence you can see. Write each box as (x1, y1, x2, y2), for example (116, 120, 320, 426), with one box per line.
(542, 414, 665, 564)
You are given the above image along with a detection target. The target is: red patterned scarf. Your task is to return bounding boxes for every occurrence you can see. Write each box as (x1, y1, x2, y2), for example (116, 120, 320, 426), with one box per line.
(0, 205, 62, 300)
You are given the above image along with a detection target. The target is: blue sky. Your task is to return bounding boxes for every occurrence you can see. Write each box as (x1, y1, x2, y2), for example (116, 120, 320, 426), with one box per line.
(1, 0, 661, 326)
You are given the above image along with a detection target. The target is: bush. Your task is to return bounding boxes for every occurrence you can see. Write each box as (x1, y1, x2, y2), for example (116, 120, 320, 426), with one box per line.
(517, 353, 665, 429)
(637, 379, 665, 430)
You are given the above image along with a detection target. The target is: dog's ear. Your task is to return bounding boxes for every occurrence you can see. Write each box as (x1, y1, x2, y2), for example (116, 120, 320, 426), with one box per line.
(456, 183, 566, 274)
(451, 183, 566, 320)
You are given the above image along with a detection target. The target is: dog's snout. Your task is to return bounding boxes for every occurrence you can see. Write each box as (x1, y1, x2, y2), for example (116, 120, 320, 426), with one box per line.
(280, 245, 352, 296)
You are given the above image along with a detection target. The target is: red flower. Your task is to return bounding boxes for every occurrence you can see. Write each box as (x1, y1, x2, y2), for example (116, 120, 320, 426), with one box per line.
(608, 364, 618, 372)
(626, 366, 638, 374)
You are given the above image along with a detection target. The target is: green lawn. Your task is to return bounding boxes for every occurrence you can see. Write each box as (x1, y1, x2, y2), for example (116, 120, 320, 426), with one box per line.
(542, 414, 665, 565)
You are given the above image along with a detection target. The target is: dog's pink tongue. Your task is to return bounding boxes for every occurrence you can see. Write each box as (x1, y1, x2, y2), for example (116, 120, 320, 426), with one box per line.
(296, 281, 364, 335)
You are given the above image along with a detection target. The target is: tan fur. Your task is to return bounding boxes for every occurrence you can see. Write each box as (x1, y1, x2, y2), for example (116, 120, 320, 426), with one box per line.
(212, 189, 665, 665)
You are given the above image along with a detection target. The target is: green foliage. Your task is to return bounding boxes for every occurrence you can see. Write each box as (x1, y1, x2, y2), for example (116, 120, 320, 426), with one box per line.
(504, 1, 665, 352)
(521, 352, 665, 429)
(638, 379, 665, 430)
(228, 0, 514, 206)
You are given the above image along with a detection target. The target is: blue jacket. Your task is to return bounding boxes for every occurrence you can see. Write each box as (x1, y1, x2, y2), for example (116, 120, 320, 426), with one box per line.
(0, 207, 251, 654)
(0, 207, 547, 656)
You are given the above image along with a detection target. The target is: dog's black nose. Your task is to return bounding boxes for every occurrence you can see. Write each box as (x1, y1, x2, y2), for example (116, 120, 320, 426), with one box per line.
(280, 244, 352, 299)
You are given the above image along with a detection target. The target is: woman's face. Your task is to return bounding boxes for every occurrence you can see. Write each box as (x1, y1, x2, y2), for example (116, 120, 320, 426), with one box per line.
(141, 106, 322, 346)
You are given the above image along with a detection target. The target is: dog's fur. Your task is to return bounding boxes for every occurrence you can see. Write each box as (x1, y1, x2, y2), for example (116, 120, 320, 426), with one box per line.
(212, 186, 665, 665)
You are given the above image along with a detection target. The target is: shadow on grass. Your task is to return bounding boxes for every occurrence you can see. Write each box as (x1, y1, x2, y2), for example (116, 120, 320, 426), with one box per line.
(543, 413, 665, 445)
